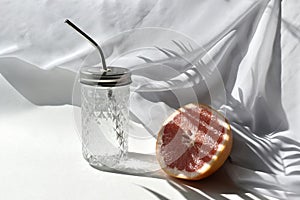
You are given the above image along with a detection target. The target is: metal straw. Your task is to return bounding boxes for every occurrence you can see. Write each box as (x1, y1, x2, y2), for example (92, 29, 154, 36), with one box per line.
(65, 19, 107, 71)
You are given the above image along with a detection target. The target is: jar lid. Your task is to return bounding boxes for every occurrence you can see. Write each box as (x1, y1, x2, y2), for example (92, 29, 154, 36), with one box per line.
(80, 66, 132, 87)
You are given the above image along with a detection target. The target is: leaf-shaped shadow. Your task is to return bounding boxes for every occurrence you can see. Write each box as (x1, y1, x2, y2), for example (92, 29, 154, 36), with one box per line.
(272, 135, 300, 175)
(131, 30, 237, 92)
(229, 122, 285, 174)
(138, 182, 218, 200)
(139, 186, 170, 200)
(138, 166, 271, 200)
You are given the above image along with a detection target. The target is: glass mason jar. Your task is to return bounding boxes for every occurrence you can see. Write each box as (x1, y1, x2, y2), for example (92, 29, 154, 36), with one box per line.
(80, 66, 132, 168)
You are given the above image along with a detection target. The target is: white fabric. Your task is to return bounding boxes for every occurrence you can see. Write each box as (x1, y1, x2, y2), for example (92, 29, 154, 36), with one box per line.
(1, 0, 300, 199)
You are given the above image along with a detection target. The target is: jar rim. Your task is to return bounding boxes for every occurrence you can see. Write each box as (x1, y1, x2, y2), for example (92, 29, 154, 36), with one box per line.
(80, 66, 132, 87)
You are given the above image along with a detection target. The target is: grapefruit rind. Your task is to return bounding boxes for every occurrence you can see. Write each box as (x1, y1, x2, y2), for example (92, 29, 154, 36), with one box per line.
(156, 103, 232, 180)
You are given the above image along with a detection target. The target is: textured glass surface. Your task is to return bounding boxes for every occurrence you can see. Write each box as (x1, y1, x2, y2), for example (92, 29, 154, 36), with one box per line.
(81, 84, 130, 168)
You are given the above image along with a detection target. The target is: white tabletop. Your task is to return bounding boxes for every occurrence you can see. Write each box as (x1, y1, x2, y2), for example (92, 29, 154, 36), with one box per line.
(0, 76, 277, 200)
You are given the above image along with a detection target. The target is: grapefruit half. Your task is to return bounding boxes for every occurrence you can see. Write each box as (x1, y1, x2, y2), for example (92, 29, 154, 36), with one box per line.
(156, 103, 232, 180)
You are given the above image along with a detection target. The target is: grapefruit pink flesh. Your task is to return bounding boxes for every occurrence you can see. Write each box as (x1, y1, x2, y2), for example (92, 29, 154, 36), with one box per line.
(156, 103, 232, 180)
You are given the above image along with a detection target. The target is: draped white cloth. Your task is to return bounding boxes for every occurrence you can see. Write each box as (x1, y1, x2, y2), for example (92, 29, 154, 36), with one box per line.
(1, 0, 300, 199)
